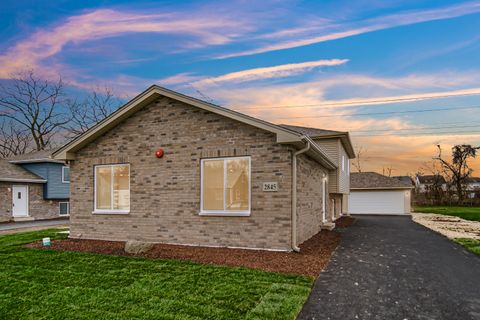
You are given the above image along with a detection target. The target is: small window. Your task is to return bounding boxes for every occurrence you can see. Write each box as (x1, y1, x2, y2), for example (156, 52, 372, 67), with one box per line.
(201, 156, 250, 216)
(342, 155, 345, 171)
(59, 202, 69, 215)
(94, 164, 130, 213)
(347, 159, 350, 175)
(62, 166, 70, 183)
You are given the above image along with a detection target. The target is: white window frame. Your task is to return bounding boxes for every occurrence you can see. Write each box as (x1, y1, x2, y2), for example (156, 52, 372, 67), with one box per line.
(342, 155, 345, 172)
(347, 158, 350, 176)
(93, 163, 130, 214)
(200, 156, 251, 217)
(59, 201, 70, 216)
(62, 166, 70, 183)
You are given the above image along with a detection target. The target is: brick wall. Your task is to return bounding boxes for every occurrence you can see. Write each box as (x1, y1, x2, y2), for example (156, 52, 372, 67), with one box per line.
(69, 96, 296, 250)
(0, 182, 64, 221)
(295, 153, 328, 244)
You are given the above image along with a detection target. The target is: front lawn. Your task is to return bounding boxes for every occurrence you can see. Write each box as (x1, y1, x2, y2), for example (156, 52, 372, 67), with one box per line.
(413, 206, 480, 222)
(455, 238, 480, 256)
(0, 229, 313, 320)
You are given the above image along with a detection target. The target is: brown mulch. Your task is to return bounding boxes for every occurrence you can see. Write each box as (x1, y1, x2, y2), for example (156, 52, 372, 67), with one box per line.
(26, 229, 344, 277)
(335, 216, 356, 228)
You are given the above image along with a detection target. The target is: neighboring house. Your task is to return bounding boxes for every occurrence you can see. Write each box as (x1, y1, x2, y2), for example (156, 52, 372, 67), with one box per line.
(466, 177, 480, 199)
(52, 85, 355, 251)
(0, 150, 70, 222)
(349, 172, 414, 215)
(392, 176, 415, 186)
(415, 175, 447, 193)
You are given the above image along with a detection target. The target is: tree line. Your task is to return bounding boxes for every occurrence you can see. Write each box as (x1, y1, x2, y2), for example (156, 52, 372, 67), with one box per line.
(0, 70, 122, 157)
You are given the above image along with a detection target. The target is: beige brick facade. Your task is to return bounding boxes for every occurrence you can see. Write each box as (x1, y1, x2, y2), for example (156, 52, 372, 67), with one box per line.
(0, 182, 64, 222)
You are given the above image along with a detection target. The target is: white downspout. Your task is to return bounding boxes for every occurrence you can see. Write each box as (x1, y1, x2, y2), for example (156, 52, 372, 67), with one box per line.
(292, 139, 311, 252)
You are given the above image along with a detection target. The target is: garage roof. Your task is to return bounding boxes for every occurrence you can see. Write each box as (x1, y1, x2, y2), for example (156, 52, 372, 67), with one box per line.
(351, 172, 414, 190)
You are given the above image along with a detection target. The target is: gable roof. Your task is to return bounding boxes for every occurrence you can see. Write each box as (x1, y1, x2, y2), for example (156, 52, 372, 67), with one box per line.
(8, 149, 62, 164)
(280, 124, 355, 159)
(466, 177, 480, 183)
(392, 176, 415, 186)
(0, 160, 46, 183)
(417, 175, 446, 184)
(351, 172, 414, 190)
(53, 85, 339, 170)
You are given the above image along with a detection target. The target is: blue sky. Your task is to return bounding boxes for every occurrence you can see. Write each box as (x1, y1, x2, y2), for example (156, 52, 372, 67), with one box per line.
(1, 0, 480, 174)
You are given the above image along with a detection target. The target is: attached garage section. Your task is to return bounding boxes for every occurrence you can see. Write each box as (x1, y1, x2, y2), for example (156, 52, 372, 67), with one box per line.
(349, 172, 414, 215)
(349, 189, 410, 214)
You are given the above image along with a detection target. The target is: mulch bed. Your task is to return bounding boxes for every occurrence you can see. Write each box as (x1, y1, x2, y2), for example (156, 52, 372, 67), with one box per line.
(26, 217, 355, 277)
(335, 215, 356, 228)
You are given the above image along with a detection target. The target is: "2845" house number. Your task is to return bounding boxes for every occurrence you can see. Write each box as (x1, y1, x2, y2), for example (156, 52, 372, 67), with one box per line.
(262, 182, 278, 192)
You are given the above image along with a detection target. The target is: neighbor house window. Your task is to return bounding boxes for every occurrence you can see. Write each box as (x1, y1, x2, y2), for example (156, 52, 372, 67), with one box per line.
(59, 202, 69, 215)
(94, 164, 130, 213)
(200, 156, 250, 216)
(62, 166, 70, 183)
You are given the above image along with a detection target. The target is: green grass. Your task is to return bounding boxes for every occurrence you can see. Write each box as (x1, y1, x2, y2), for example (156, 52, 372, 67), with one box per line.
(455, 238, 480, 256)
(0, 229, 312, 320)
(413, 206, 480, 222)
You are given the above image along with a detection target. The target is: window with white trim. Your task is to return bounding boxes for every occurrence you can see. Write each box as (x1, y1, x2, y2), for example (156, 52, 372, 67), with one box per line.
(59, 202, 69, 215)
(201, 156, 250, 215)
(94, 164, 130, 213)
(342, 155, 345, 171)
(347, 158, 350, 175)
(62, 166, 70, 183)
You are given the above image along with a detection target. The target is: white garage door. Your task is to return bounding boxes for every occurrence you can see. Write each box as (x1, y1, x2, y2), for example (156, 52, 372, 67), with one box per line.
(349, 190, 408, 214)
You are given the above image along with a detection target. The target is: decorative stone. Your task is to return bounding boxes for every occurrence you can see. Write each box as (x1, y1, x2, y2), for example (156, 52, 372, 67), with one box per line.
(125, 241, 154, 254)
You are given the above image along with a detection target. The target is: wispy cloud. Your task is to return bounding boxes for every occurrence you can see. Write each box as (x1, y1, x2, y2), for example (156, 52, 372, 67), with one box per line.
(0, 8, 247, 79)
(216, 1, 480, 59)
(192, 59, 348, 86)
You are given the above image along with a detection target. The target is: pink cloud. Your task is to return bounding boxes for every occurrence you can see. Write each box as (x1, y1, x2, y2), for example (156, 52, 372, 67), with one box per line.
(0, 9, 248, 79)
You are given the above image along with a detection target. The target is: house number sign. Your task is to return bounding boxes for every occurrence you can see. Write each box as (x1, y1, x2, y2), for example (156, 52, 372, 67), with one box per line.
(263, 182, 278, 192)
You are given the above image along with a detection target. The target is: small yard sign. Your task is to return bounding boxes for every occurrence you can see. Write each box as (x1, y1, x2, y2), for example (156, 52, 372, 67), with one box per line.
(263, 182, 278, 192)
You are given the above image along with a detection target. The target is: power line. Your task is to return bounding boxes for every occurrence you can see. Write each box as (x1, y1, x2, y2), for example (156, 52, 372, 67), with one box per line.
(237, 91, 480, 110)
(351, 123, 480, 133)
(272, 105, 480, 119)
(352, 130, 480, 137)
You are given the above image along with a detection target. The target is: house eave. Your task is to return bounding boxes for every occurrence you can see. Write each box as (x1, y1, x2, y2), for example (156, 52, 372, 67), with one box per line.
(0, 178, 47, 183)
(53, 85, 304, 161)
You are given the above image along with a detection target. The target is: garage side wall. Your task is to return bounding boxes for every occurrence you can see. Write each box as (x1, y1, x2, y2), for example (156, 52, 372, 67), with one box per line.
(296, 153, 327, 244)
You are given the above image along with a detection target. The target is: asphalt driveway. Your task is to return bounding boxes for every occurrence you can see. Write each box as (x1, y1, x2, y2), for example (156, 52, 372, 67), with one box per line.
(298, 215, 480, 320)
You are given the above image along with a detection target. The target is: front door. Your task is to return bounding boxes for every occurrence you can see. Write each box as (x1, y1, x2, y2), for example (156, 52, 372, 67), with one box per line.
(12, 185, 29, 217)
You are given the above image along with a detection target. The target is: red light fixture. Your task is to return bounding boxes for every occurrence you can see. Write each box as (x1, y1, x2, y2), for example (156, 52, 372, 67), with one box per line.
(155, 148, 164, 158)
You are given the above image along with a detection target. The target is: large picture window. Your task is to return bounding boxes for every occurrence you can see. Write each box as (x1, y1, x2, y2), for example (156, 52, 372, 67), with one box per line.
(201, 156, 250, 216)
(94, 164, 130, 213)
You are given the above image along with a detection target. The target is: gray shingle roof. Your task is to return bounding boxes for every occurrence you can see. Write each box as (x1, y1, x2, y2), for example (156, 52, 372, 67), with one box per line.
(7, 149, 61, 163)
(279, 124, 346, 137)
(0, 160, 46, 183)
(351, 172, 414, 189)
(417, 175, 446, 184)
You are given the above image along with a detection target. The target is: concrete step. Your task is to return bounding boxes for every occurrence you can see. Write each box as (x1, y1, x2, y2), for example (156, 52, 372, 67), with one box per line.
(13, 216, 35, 222)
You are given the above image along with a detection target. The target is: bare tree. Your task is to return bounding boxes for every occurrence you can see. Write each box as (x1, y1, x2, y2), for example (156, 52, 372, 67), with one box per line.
(0, 120, 31, 158)
(382, 166, 394, 177)
(434, 144, 480, 202)
(352, 145, 367, 172)
(65, 86, 121, 136)
(0, 70, 70, 151)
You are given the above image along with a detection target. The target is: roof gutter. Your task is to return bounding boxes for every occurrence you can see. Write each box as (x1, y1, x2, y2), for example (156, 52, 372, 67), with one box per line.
(291, 137, 311, 252)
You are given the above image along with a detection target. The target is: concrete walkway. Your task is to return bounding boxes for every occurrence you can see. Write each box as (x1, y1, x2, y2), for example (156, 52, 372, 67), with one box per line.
(298, 215, 480, 320)
(0, 219, 69, 235)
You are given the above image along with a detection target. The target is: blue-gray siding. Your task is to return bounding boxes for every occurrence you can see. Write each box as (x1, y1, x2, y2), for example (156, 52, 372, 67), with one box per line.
(19, 163, 69, 199)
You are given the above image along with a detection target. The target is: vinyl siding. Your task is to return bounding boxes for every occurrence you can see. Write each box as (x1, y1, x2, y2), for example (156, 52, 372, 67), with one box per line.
(338, 144, 350, 193)
(313, 138, 339, 193)
(19, 163, 69, 199)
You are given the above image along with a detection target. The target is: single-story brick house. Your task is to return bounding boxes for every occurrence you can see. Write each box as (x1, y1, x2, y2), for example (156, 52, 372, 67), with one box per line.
(0, 150, 70, 222)
(53, 86, 354, 251)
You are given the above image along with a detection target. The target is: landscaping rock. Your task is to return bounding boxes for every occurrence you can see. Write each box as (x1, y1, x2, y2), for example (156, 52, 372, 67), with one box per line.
(125, 241, 154, 254)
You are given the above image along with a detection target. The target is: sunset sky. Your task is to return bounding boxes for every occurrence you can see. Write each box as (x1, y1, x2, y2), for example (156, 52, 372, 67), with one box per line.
(1, 0, 480, 175)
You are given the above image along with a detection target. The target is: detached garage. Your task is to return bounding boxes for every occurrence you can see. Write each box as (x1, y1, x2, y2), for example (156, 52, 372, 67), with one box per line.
(349, 172, 414, 215)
